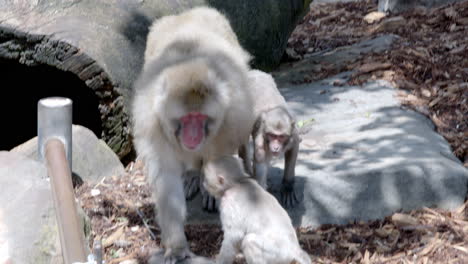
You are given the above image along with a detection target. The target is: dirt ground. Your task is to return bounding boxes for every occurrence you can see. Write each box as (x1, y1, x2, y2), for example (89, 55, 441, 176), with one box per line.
(77, 0, 468, 263)
(77, 161, 468, 264)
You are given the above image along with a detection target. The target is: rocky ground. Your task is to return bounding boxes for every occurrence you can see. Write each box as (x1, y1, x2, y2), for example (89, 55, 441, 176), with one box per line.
(76, 0, 468, 263)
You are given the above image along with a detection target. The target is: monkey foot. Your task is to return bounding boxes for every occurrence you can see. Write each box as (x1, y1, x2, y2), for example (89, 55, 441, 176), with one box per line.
(183, 171, 201, 200)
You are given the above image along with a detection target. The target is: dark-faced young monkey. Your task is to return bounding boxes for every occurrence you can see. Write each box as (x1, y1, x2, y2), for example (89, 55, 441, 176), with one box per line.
(243, 70, 301, 209)
(132, 7, 255, 263)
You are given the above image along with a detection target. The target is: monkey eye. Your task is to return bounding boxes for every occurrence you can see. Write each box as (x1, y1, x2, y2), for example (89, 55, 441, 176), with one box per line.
(267, 133, 287, 142)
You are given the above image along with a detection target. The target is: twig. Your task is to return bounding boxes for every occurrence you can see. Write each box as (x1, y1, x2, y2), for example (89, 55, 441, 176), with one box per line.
(137, 208, 157, 240)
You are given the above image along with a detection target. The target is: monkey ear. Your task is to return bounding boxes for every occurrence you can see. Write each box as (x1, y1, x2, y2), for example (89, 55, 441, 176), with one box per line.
(291, 120, 297, 130)
(217, 174, 225, 185)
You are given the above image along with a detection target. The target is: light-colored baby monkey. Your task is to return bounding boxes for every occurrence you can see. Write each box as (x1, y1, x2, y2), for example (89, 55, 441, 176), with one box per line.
(132, 6, 255, 263)
(242, 70, 301, 208)
(203, 156, 311, 264)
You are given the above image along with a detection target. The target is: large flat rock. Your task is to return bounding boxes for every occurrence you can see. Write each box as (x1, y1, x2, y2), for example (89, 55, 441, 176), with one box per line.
(185, 35, 468, 228)
(271, 75, 468, 227)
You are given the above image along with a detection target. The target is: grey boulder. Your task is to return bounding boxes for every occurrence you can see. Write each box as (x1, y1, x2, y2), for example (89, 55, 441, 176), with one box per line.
(11, 125, 125, 184)
(0, 151, 61, 264)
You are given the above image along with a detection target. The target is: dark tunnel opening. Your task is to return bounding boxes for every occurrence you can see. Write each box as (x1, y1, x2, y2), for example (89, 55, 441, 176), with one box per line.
(0, 59, 102, 150)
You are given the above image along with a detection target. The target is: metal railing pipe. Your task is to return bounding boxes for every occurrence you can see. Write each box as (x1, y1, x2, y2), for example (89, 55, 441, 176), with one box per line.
(37, 97, 87, 264)
(38, 97, 72, 170)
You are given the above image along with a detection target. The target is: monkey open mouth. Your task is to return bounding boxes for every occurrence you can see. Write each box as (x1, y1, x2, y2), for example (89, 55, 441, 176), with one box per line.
(180, 112, 208, 150)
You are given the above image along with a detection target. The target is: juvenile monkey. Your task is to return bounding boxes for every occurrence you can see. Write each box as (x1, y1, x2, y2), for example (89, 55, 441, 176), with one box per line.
(132, 7, 255, 263)
(245, 70, 301, 208)
(203, 156, 312, 264)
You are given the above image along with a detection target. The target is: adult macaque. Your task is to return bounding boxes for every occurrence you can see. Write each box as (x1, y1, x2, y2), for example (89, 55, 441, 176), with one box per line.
(203, 156, 311, 264)
(132, 7, 254, 263)
(246, 70, 301, 208)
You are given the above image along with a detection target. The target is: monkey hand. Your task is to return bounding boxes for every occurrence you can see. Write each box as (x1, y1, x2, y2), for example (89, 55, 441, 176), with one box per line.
(183, 170, 201, 200)
(200, 184, 218, 212)
(280, 180, 299, 209)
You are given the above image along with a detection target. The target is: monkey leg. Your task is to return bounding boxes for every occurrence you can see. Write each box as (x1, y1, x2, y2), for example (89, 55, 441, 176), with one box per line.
(149, 161, 193, 263)
(183, 170, 201, 200)
(241, 234, 277, 264)
(253, 161, 268, 189)
(217, 234, 240, 264)
(198, 168, 219, 212)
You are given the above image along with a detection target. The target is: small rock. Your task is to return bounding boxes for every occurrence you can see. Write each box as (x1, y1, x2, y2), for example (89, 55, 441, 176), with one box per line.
(120, 260, 138, 264)
(363, 11, 386, 24)
(421, 89, 432, 98)
(91, 189, 101, 196)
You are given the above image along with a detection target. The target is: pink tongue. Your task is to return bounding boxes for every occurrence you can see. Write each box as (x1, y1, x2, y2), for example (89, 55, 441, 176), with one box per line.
(182, 115, 204, 149)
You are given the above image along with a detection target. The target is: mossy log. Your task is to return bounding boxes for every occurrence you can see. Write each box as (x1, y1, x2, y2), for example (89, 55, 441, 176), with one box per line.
(0, 0, 311, 158)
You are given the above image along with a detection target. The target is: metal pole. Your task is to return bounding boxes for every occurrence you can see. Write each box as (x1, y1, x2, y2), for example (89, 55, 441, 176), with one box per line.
(93, 240, 103, 264)
(38, 97, 72, 171)
(37, 97, 87, 263)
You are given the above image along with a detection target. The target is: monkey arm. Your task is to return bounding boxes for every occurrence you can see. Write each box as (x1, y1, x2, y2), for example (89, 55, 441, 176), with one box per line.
(253, 129, 269, 189)
(238, 143, 253, 175)
(283, 133, 299, 182)
(148, 155, 192, 261)
(281, 133, 300, 208)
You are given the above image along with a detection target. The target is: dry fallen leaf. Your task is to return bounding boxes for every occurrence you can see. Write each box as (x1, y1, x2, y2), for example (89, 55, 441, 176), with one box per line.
(103, 226, 125, 248)
(363, 11, 386, 24)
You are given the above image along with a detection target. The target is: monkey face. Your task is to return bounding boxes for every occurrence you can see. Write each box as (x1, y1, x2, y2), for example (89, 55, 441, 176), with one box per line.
(160, 60, 229, 152)
(262, 109, 293, 156)
(167, 107, 221, 152)
(266, 133, 289, 156)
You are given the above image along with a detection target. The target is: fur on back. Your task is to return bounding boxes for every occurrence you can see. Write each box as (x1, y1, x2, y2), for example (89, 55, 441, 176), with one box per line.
(247, 69, 289, 116)
(144, 6, 251, 71)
